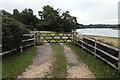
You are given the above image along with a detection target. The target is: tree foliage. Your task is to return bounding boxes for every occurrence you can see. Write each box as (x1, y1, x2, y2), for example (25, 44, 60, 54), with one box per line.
(1, 10, 13, 17)
(2, 17, 29, 52)
(12, 8, 38, 30)
(1, 5, 79, 32)
(37, 5, 79, 32)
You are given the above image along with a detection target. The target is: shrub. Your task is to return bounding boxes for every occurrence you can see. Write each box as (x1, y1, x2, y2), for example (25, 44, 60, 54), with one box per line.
(2, 17, 29, 52)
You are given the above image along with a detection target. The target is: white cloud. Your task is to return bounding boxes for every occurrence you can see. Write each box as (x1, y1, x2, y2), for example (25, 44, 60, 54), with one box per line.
(0, 0, 119, 24)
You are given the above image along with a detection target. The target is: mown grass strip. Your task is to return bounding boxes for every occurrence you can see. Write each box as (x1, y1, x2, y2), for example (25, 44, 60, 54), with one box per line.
(2, 46, 37, 78)
(50, 43, 67, 78)
(65, 43, 119, 78)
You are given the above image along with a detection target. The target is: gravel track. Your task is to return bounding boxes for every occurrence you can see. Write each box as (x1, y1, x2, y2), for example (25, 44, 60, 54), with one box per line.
(18, 43, 53, 78)
(17, 43, 95, 78)
(60, 43, 96, 78)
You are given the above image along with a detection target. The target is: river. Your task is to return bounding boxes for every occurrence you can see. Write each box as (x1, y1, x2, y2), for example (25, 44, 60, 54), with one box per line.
(76, 28, 120, 38)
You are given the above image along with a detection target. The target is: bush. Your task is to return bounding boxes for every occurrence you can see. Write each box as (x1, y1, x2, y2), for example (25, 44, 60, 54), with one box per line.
(25, 25, 34, 31)
(2, 17, 29, 52)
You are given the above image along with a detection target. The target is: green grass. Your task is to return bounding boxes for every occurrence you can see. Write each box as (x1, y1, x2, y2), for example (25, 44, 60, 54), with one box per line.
(65, 43, 119, 78)
(35, 41, 44, 46)
(50, 43, 67, 78)
(30, 31, 39, 33)
(2, 46, 37, 78)
(30, 31, 56, 33)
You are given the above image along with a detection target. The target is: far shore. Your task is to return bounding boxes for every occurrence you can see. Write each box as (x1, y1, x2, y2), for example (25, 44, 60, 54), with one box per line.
(113, 28, 120, 30)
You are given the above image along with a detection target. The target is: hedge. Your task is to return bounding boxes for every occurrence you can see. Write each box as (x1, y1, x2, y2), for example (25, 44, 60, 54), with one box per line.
(2, 17, 29, 52)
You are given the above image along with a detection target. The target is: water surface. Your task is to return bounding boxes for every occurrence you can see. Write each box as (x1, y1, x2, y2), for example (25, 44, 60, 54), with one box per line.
(76, 28, 120, 38)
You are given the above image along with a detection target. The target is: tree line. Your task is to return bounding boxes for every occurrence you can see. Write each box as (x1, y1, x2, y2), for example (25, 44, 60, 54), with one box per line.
(85, 24, 118, 28)
(2, 5, 117, 32)
(1, 5, 81, 32)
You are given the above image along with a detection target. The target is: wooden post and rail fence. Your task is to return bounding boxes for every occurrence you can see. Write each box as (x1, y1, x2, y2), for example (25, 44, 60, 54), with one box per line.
(73, 31, 120, 73)
(1, 31, 120, 73)
(0, 33, 35, 55)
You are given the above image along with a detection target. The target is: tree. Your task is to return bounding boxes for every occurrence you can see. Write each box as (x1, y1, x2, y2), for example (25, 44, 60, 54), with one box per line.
(37, 5, 79, 32)
(60, 11, 78, 32)
(37, 5, 60, 31)
(1, 10, 12, 17)
(2, 17, 29, 52)
(13, 9, 20, 21)
(13, 8, 38, 30)
(38, 11, 43, 20)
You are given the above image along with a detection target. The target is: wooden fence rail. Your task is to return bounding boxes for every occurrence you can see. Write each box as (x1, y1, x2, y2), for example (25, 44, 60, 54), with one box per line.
(73, 33, 120, 71)
(0, 34, 35, 55)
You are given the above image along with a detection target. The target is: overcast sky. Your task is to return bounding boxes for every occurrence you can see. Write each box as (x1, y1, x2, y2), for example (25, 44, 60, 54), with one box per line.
(0, 0, 119, 25)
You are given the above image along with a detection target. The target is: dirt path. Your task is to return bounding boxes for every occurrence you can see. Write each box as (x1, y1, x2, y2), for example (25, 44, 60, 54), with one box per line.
(18, 43, 53, 78)
(60, 43, 96, 78)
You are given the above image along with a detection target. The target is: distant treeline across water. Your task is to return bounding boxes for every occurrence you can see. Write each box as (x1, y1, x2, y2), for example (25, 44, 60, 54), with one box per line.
(77, 24, 119, 29)
(86, 24, 119, 28)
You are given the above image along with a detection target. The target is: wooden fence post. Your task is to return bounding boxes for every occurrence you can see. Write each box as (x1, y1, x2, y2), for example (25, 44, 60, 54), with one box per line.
(37, 32, 40, 44)
(35, 33, 37, 44)
(118, 50, 120, 73)
(34, 33, 35, 46)
(94, 39, 97, 58)
(73, 31, 75, 45)
(82, 35, 85, 50)
(20, 45, 22, 53)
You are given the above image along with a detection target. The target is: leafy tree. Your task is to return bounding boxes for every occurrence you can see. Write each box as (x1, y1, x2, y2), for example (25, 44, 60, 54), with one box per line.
(2, 17, 29, 52)
(1, 5, 79, 32)
(13, 8, 38, 30)
(59, 11, 78, 32)
(13, 9, 20, 21)
(37, 5, 60, 31)
(37, 5, 79, 32)
(1, 10, 12, 17)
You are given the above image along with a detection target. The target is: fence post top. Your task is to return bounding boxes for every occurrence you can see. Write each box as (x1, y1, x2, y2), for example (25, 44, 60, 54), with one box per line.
(94, 38, 96, 41)
(37, 32, 40, 36)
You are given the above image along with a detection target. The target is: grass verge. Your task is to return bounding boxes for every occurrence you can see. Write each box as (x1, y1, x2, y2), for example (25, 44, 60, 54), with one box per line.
(2, 46, 37, 78)
(50, 43, 67, 78)
(65, 43, 119, 78)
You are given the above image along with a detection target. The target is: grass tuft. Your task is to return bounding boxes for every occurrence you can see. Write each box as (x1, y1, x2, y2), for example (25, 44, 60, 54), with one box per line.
(35, 41, 44, 46)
